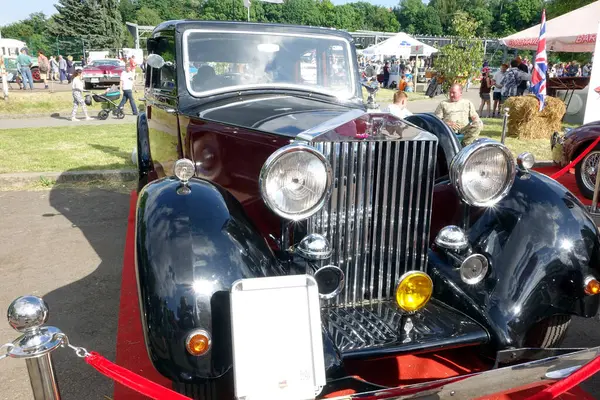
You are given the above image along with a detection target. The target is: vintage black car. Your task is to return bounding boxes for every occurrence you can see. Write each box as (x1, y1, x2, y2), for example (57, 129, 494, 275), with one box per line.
(134, 20, 600, 399)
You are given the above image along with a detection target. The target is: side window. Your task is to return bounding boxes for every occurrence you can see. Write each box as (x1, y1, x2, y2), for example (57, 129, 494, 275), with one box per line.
(148, 33, 177, 96)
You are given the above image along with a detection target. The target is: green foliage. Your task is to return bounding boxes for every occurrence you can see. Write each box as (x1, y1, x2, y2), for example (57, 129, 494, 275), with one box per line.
(1, 13, 53, 54)
(546, 0, 596, 18)
(435, 12, 485, 91)
(49, 0, 124, 52)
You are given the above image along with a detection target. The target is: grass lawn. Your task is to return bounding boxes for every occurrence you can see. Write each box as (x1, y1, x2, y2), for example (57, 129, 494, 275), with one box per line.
(480, 117, 563, 161)
(362, 88, 429, 104)
(0, 125, 136, 173)
(0, 90, 103, 115)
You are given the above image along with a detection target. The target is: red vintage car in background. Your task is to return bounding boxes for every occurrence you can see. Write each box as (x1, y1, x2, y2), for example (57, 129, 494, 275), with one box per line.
(81, 58, 125, 89)
(552, 121, 600, 199)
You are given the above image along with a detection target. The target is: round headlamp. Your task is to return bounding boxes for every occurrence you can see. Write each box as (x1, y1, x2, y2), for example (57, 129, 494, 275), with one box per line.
(259, 144, 332, 221)
(450, 139, 516, 207)
(395, 271, 433, 313)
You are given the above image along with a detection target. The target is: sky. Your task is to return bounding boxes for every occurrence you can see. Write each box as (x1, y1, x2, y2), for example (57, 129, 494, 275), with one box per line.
(0, 0, 400, 27)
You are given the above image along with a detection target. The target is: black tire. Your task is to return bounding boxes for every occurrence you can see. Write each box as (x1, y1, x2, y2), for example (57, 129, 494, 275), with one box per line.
(525, 315, 571, 348)
(115, 109, 125, 119)
(575, 146, 600, 200)
(84, 81, 93, 90)
(97, 110, 109, 120)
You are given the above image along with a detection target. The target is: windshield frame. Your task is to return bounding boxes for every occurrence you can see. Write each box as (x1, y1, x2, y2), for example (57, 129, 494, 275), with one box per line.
(182, 29, 358, 101)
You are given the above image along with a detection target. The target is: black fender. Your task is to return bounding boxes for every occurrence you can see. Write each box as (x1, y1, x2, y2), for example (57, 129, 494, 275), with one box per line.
(135, 176, 283, 382)
(136, 112, 152, 190)
(430, 171, 600, 349)
(405, 113, 461, 173)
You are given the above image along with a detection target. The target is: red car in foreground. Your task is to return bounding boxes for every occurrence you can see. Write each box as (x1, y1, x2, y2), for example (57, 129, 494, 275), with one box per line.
(81, 58, 125, 89)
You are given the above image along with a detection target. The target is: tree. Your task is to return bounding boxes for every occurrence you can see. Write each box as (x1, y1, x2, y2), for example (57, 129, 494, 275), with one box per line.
(49, 0, 124, 52)
(546, 0, 595, 18)
(1, 13, 53, 54)
(394, 0, 425, 34)
(435, 12, 484, 91)
(419, 6, 443, 36)
(136, 7, 163, 26)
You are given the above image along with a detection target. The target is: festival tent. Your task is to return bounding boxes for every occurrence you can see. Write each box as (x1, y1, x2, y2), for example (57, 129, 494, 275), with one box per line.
(500, 1, 599, 52)
(362, 32, 438, 58)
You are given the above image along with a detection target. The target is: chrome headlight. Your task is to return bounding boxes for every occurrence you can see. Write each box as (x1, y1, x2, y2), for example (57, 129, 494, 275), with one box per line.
(259, 144, 331, 220)
(450, 139, 516, 207)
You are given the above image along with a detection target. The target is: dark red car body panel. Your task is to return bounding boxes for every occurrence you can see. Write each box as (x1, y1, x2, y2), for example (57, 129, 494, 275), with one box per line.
(557, 121, 600, 166)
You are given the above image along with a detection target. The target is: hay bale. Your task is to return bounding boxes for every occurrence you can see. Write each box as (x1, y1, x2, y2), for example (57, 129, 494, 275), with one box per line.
(504, 95, 566, 139)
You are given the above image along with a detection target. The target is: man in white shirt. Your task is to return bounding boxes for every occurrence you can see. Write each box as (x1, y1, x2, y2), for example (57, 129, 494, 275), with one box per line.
(492, 64, 507, 118)
(118, 65, 138, 115)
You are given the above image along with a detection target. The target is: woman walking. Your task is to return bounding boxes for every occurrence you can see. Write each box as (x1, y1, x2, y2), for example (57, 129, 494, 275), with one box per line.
(478, 71, 492, 117)
(70, 69, 92, 121)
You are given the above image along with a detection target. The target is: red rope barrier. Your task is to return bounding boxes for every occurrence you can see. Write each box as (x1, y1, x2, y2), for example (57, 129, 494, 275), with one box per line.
(82, 348, 600, 400)
(550, 136, 600, 180)
(526, 356, 600, 400)
(84, 352, 192, 400)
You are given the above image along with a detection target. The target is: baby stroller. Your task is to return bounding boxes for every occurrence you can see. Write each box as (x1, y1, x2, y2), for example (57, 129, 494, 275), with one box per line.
(86, 87, 124, 120)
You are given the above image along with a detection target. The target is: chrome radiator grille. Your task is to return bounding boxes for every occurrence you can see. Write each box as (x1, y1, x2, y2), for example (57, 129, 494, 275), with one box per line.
(308, 139, 437, 306)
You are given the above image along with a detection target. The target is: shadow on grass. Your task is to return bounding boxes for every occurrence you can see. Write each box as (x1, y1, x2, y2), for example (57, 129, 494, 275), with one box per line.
(38, 167, 136, 399)
(89, 144, 134, 165)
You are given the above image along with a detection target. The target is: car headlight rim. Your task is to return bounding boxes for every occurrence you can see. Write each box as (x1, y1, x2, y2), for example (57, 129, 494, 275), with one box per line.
(259, 143, 332, 221)
(450, 139, 516, 207)
(395, 270, 433, 313)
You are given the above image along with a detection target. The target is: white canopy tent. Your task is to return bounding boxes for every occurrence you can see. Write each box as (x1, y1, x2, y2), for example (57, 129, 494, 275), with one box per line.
(500, 1, 599, 52)
(362, 32, 438, 59)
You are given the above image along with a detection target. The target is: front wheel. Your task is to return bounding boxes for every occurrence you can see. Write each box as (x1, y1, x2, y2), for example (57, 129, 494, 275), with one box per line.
(575, 146, 600, 199)
(97, 110, 109, 120)
(525, 315, 571, 348)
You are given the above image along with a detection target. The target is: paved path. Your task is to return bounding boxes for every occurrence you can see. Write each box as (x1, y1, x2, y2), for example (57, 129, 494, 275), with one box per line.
(0, 114, 137, 129)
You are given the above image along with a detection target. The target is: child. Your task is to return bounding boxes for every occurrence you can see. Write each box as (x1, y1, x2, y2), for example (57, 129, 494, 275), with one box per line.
(70, 69, 92, 121)
(386, 91, 412, 119)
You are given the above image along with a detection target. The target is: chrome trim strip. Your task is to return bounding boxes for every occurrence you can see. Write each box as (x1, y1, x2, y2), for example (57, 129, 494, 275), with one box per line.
(385, 142, 400, 299)
(412, 141, 425, 271)
(328, 346, 600, 400)
(369, 142, 383, 304)
(421, 142, 436, 269)
(378, 141, 391, 302)
(297, 109, 367, 142)
(394, 144, 409, 283)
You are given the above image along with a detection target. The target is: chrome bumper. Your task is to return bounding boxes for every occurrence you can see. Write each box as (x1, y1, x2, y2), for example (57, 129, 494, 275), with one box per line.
(328, 346, 600, 399)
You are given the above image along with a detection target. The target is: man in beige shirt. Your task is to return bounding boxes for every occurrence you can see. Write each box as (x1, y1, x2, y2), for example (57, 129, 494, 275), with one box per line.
(434, 84, 483, 146)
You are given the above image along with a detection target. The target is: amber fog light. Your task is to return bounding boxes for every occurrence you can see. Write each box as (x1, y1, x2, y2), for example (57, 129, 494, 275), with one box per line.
(395, 271, 433, 312)
(584, 276, 600, 295)
(186, 329, 212, 356)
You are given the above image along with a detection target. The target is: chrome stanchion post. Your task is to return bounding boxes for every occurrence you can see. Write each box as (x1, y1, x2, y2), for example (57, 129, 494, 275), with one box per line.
(501, 107, 510, 144)
(6, 296, 63, 400)
(592, 165, 600, 213)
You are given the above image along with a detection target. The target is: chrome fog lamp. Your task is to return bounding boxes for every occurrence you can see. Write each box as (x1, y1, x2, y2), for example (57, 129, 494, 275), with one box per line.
(517, 152, 535, 171)
(460, 254, 489, 285)
(174, 158, 195, 183)
(296, 234, 332, 260)
(260, 144, 332, 221)
(450, 139, 516, 207)
(435, 225, 469, 251)
(314, 265, 345, 299)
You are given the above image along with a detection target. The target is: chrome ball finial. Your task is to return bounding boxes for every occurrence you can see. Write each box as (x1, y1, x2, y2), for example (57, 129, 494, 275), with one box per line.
(7, 296, 49, 333)
(296, 234, 332, 260)
(434, 225, 469, 251)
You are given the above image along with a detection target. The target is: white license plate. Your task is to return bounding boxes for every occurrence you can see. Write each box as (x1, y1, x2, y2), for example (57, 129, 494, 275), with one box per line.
(90, 78, 99, 83)
(230, 275, 326, 400)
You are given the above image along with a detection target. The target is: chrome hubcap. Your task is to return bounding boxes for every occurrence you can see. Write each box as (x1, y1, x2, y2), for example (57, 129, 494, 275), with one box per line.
(582, 151, 600, 192)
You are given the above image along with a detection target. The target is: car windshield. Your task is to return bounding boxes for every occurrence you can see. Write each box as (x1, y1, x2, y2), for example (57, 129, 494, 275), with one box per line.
(91, 60, 121, 67)
(184, 30, 355, 99)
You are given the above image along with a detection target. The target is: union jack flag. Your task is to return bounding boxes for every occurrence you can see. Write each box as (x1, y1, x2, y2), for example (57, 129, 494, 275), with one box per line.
(530, 9, 547, 111)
